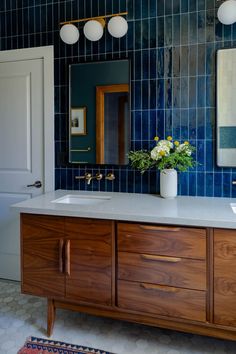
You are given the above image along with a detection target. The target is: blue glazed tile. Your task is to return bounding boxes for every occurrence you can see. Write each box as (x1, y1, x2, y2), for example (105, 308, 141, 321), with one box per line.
(181, 0, 188, 13)
(172, 47, 180, 77)
(173, 15, 180, 46)
(0, 0, 233, 196)
(197, 172, 205, 196)
(180, 14, 189, 45)
(157, 79, 164, 109)
(189, 45, 197, 76)
(157, 17, 164, 48)
(189, 12, 197, 44)
(214, 173, 223, 197)
(172, 109, 181, 140)
(142, 19, 149, 49)
(180, 109, 188, 140)
(223, 173, 231, 198)
(165, 16, 172, 46)
(157, 0, 164, 17)
(198, 11, 206, 43)
(142, 80, 149, 109)
(149, 18, 157, 48)
(172, 78, 180, 108)
(205, 173, 214, 197)
(189, 109, 196, 140)
(189, 172, 197, 196)
(150, 80, 157, 109)
(197, 108, 205, 140)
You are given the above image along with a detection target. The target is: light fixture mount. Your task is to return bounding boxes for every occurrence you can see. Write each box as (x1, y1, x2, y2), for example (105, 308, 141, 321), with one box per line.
(59, 12, 128, 44)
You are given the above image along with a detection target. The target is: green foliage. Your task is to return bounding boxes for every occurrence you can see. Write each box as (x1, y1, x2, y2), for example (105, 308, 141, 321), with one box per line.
(128, 139, 196, 174)
(128, 150, 154, 174)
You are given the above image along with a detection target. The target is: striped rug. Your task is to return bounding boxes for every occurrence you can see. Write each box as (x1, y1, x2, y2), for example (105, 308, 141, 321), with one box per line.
(18, 336, 114, 354)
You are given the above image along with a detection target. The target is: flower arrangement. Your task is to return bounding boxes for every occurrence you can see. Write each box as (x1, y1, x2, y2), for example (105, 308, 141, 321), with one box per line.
(128, 136, 196, 174)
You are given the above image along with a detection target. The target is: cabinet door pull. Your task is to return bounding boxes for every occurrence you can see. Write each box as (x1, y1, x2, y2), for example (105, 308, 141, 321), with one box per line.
(140, 283, 178, 293)
(140, 225, 181, 232)
(141, 254, 181, 263)
(65, 240, 71, 276)
(58, 239, 64, 273)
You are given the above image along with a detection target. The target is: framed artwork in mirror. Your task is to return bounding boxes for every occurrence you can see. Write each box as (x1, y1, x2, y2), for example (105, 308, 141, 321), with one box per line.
(70, 107, 86, 135)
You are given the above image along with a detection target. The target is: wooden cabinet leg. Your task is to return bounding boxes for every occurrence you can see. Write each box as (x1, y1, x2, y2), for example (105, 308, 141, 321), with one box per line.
(47, 299, 56, 337)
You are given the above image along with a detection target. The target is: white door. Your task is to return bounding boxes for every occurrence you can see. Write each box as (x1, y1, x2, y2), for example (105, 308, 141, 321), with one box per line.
(0, 47, 54, 281)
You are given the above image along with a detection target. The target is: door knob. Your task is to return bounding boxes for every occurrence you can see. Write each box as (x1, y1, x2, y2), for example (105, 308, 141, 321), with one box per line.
(27, 180, 42, 188)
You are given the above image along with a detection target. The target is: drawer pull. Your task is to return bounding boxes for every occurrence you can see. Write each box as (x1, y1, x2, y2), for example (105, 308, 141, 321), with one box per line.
(141, 254, 181, 263)
(140, 283, 178, 293)
(140, 225, 181, 232)
(65, 240, 71, 276)
(58, 239, 64, 273)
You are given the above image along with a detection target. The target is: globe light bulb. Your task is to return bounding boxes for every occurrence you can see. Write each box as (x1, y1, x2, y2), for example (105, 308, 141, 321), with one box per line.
(217, 0, 236, 25)
(83, 20, 104, 41)
(108, 16, 128, 38)
(60, 24, 79, 44)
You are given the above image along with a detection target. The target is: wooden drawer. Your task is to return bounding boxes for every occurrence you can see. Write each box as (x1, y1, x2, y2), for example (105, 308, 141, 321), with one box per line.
(118, 252, 206, 291)
(118, 280, 206, 322)
(118, 223, 206, 260)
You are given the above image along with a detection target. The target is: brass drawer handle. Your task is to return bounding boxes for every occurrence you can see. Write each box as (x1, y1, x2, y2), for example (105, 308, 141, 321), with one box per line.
(65, 240, 71, 276)
(140, 283, 178, 293)
(140, 225, 181, 232)
(141, 254, 181, 263)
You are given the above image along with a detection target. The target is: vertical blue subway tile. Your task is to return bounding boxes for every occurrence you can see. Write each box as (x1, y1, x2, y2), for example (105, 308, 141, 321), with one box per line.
(0, 0, 230, 196)
(173, 15, 180, 46)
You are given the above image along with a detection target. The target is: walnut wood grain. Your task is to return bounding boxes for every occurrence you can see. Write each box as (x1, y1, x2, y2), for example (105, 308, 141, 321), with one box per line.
(118, 251, 206, 291)
(21, 214, 65, 297)
(118, 223, 206, 260)
(118, 280, 206, 322)
(65, 217, 113, 305)
(214, 229, 236, 327)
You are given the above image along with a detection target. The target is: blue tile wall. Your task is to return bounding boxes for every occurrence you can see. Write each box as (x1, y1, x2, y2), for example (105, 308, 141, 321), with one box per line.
(1, 0, 236, 197)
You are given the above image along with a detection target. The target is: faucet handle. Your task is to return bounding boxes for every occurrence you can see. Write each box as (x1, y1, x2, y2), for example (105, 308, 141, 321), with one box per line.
(95, 173, 103, 181)
(105, 173, 115, 181)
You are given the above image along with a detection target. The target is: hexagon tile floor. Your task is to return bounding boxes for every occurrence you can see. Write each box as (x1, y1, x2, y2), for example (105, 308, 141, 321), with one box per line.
(0, 279, 236, 354)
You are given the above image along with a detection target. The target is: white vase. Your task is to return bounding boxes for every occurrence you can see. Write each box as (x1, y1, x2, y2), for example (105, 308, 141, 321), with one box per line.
(160, 169, 177, 199)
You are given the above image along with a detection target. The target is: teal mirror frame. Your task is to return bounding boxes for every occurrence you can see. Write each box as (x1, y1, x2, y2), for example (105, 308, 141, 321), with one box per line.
(69, 59, 131, 165)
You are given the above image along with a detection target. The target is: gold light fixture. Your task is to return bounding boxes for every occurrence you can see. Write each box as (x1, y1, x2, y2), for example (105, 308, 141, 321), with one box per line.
(59, 12, 128, 44)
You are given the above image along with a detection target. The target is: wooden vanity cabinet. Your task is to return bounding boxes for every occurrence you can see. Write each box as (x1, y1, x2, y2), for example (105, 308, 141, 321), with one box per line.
(214, 229, 236, 327)
(21, 214, 236, 341)
(21, 213, 113, 334)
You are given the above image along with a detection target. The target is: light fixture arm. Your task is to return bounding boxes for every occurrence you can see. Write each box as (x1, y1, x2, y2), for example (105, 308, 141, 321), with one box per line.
(60, 11, 128, 26)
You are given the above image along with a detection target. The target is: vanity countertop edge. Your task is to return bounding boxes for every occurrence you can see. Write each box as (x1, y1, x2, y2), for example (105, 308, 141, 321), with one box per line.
(11, 189, 236, 229)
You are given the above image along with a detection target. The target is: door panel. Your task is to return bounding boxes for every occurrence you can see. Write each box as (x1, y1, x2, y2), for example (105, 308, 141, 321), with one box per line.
(0, 58, 44, 280)
(65, 217, 113, 306)
(21, 214, 65, 298)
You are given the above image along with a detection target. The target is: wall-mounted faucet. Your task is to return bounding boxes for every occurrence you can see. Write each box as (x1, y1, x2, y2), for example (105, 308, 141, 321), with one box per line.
(105, 173, 115, 181)
(75, 172, 103, 185)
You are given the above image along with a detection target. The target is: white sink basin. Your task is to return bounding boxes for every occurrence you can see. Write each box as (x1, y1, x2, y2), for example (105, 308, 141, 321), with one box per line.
(51, 194, 111, 206)
(231, 203, 236, 213)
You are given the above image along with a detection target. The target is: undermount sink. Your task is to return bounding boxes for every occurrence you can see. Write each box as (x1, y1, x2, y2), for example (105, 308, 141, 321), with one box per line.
(230, 203, 236, 213)
(51, 194, 111, 206)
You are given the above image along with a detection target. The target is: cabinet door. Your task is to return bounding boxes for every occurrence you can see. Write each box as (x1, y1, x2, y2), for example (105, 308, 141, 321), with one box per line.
(65, 217, 113, 306)
(21, 214, 65, 298)
(214, 229, 236, 326)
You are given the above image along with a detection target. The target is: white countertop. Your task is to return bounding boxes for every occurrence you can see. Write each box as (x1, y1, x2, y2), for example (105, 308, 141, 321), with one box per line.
(11, 190, 236, 229)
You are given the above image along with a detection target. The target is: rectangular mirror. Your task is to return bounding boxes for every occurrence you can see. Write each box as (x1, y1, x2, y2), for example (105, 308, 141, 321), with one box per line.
(69, 59, 130, 165)
(217, 48, 236, 167)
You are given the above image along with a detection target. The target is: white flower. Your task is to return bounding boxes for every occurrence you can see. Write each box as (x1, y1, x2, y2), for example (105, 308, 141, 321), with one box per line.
(176, 143, 192, 156)
(158, 140, 173, 150)
(151, 145, 170, 161)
